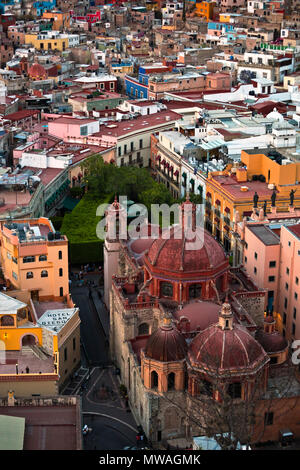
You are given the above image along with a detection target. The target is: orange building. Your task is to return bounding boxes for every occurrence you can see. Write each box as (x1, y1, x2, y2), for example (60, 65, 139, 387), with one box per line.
(205, 149, 300, 252)
(0, 217, 69, 301)
(195, 1, 215, 20)
(42, 10, 70, 30)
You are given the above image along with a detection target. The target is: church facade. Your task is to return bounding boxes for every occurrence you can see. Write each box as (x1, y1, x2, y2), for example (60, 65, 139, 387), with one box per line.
(105, 197, 300, 447)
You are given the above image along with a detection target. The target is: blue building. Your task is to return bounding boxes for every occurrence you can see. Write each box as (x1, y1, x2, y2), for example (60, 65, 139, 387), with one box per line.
(33, 0, 56, 16)
(125, 66, 149, 99)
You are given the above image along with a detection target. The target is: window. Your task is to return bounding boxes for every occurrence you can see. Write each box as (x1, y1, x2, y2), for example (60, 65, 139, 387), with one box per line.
(295, 292, 298, 300)
(268, 276, 275, 282)
(138, 323, 149, 335)
(293, 308, 297, 319)
(12, 271, 18, 280)
(26, 272, 33, 279)
(254, 267, 257, 274)
(254, 252, 257, 259)
(73, 337, 76, 351)
(167, 372, 175, 391)
(161, 282, 173, 297)
(288, 241, 291, 247)
(23, 256, 35, 263)
(286, 283, 289, 290)
(59, 268, 63, 277)
(264, 412, 274, 426)
(292, 323, 296, 336)
(139, 139, 143, 149)
(283, 313, 287, 325)
(41, 270, 48, 277)
(189, 284, 201, 299)
(201, 380, 213, 397)
(39, 255, 47, 261)
(64, 347, 67, 361)
(228, 382, 241, 399)
(270, 356, 277, 364)
(286, 267, 290, 275)
(244, 256, 247, 263)
(80, 126, 88, 136)
(118, 147, 121, 157)
(284, 298, 288, 309)
(269, 261, 276, 268)
(58, 251, 62, 260)
(296, 277, 299, 285)
(151, 370, 158, 388)
(124, 144, 127, 154)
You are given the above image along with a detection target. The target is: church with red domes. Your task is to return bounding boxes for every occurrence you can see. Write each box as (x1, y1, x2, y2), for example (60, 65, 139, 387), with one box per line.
(104, 196, 300, 448)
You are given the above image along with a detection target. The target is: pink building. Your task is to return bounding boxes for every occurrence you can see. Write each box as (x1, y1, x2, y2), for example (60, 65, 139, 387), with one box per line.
(47, 116, 99, 141)
(242, 222, 300, 342)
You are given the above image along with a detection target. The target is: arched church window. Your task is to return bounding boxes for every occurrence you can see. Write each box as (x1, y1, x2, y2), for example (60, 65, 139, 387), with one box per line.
(227, 382, 242, 399)
(189, 284, 201, 299)
(138, 323, 149, 336)
(200, 379, 213, 397)
(167, 372, 175, 391)
(161, 282, 173, 298)
(151, 370, 158, 389)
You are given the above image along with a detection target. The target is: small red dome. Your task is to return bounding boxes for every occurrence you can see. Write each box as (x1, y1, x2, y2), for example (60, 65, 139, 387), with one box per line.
(189, 323, 268, 371)
(145, 318, 187, 362)
(146, 226, 227, 274)
(256, 329, 288, 354)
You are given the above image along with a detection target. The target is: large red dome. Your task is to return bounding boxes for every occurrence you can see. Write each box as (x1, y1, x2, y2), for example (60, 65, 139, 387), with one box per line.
(145, 318, 187, 362)
(145, 225, 227, 274)
(189, 322, 268, 372)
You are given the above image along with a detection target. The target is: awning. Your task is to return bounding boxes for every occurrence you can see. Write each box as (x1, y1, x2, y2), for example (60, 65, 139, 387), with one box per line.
(225, 207, 230, 213)
(161, 159, 166, 165)
(182, 172, 187, 177)
(215, 199, 221, 205)
(199, 138, 224, 151)
(156, 155, 161, 161)
(174, 170, 179, 176)
(165, 162, 169, 169)
(224, 225, 230, 231)
(206, 192, 211, 198)
(214, 217, 220, 223)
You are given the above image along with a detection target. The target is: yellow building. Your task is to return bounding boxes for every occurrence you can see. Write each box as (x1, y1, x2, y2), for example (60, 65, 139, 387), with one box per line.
(0, 291, 80, 397)
(25, 33, 69, 51)
(42, 10, 71, 30)
(205, 149, 300, 252)
(0, 217, 69, 301)
(195, 1, 215, 21)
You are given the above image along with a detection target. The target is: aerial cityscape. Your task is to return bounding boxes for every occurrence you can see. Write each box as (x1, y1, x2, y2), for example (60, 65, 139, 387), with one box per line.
(0, 0, 299, 456)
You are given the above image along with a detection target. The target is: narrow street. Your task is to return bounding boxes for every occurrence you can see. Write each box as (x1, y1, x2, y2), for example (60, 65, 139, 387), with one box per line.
(62, 270, 139, 450)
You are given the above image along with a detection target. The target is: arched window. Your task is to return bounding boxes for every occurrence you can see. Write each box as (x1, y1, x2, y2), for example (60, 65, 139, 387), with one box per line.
(0, 315, 14, 326)
(26, 271, 33, 279)
(151, 370, 158, 389)
(58, 250, 62, 260)
(41, 270, 48, 278)
(161, 282, 173, 298)
(228, 382, 242, 399)
(39, 255, 47, 261)
(201, 379, 213, 397)
(60, 287, 63, 296)
(189, 284, 201, 299)
(167, 372, 175, 391)
(59, 268, 63, 277)
(138, 323, 149, 336)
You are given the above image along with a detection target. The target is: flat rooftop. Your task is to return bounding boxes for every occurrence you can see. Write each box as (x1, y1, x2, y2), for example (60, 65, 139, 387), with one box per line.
(0, 404, 80, 450)
(247, 225, 280, 246)
(0, 349, 55, 375)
